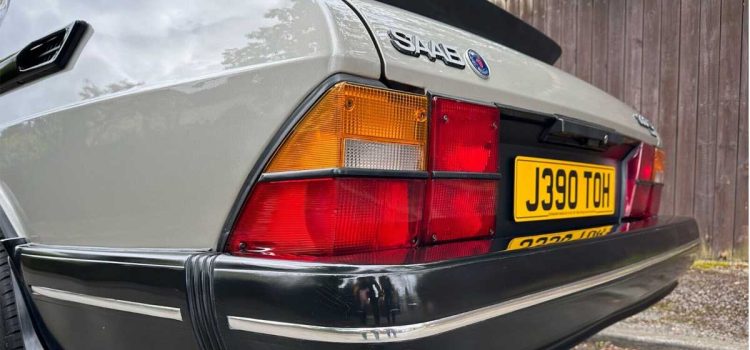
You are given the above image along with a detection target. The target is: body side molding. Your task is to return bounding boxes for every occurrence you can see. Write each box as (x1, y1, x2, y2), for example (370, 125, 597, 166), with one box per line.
(31, 286, 183, 321)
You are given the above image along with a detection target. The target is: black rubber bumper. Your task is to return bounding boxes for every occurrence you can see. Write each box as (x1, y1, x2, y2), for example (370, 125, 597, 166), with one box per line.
(211, 216, 698, 350)
(13, 216, 698, 350)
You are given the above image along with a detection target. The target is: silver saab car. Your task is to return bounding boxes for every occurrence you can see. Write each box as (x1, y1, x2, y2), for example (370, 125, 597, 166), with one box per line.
(0, 0, 698, 349)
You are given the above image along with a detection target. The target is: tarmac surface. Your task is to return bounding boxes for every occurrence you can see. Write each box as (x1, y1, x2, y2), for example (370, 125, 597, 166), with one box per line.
(574, 260, 748, 350)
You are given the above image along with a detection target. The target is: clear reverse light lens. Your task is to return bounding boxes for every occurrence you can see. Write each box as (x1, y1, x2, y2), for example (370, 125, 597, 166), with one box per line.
(344, 139, 422, 171)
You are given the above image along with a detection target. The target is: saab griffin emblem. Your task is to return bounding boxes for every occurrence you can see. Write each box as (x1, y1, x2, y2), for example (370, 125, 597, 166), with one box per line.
(633, 113, 659, 137)
(388, 29, 466, 69)
(466, 49, 490, 79)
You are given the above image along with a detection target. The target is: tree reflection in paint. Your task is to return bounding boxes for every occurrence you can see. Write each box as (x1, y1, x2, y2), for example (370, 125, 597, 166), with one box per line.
(221, 0, 318, 69)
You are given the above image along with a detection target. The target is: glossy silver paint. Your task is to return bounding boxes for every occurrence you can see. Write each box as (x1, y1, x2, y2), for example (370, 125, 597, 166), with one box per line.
(0, 0, 8, 27)
(0, 0, 380, 248)
(0, 0, 661, 249)
(347, 0, 659, 144)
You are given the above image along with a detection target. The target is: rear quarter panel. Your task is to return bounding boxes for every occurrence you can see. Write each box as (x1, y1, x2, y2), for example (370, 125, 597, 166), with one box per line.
(0, 0, 380, 248)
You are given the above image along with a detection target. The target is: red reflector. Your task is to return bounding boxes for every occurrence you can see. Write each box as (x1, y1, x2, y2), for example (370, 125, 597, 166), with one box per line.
(322, 248, 411, 265)
(625, 182, 651, 217)
(625, 143, 663, 218)
(417, 240, 492, 262)
(629, 144, 655, 182)
(312, 240, 493, 265)
(227, 178, 424, 257)
(424, 179, 497, 242)
(645, 185, 663, 217)
(430, 97, 499, 173)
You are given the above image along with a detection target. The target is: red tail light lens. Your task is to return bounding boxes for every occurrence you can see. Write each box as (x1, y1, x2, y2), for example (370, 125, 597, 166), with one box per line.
(645, 185, 662, 217)
(227, 178, 424, 257)
(430, 97, 499, 173)
(416, 240, 492, 262)
(424, 179, 497, 242)
(633, 144, 654, 181)
(624, 143, 664, 218)
(319, 240, 493, 265)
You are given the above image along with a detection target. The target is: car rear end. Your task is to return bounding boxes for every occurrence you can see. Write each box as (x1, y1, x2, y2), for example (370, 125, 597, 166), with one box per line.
(0, 0, 698, 349)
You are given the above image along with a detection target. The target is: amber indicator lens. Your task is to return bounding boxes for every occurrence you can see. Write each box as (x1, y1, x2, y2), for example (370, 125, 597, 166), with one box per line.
(652, 147, 665, 184)
(266, 83, 428, 172)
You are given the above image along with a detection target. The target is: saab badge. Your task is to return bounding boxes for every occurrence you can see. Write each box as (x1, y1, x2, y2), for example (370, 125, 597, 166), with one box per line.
(387, 29, 465, 69)
(633, 113, 658, 137)
(466, 49, 490, 79)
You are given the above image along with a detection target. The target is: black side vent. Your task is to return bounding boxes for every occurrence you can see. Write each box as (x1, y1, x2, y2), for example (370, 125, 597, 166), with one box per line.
(0, 20, 90, 95)
(16, 28, 67, 71)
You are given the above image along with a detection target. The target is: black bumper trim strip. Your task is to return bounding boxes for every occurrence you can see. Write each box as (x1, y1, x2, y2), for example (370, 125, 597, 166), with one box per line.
(224, 240, 697, 343)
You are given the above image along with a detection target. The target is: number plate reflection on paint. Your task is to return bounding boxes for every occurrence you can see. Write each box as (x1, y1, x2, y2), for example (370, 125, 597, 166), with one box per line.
(514, 156, 616, 222)
(506, 225, 613, 251)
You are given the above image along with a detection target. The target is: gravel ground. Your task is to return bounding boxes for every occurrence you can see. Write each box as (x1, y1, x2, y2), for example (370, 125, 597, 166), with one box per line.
(575, 261, 748, 349)
(574, 340, 636, 350)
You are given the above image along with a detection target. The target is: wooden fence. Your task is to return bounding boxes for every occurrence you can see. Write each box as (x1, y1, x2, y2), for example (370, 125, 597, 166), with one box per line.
(492, 0, 748, 260)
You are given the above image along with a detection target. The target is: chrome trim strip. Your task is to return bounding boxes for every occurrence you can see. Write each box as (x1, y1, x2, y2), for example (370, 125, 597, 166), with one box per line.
(31, 286, 183, 321)
(227, 241, 698, 343)
(22, 254, 184, 269)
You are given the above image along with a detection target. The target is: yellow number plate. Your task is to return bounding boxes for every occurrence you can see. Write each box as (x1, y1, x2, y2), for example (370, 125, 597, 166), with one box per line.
(506, 225, 613, 251)
(514, 156, 616, 222)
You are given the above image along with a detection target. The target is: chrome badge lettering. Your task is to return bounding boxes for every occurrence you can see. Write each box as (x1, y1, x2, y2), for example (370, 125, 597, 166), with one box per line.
(633, 113, 659, 137)
(388, 29, 466, 69)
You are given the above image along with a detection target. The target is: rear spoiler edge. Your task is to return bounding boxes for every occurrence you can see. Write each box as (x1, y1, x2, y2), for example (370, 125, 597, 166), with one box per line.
(374, 0, 562, 65)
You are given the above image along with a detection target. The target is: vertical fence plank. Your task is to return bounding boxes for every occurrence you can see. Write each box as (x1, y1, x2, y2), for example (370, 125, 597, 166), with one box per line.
(492, 0, 510, 11)
(591, 0, 609, 90)
(546, 0, 564, 68)
(733, 1, 748, 260)
(576, 0, 594, 83)
(657, 0, 681, 217)
(623, 0, 644, 110)
(641, 0, 661, 136)
(713, 0, 743, 258)
(674, 0, 700, 217)
(519, 0, 535, 24)
(560, 0, 578, 74)
(506, 0, 520, 15)
(607, 0, 626, 99)
(532, 0, 547, 33)
(694, 0, 722, 254)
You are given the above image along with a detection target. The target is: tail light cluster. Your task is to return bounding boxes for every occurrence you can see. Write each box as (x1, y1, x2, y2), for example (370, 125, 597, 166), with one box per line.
(226, 82, 500, 260)
(225, 81, 665, 261)
(624, 143, 665, 218)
